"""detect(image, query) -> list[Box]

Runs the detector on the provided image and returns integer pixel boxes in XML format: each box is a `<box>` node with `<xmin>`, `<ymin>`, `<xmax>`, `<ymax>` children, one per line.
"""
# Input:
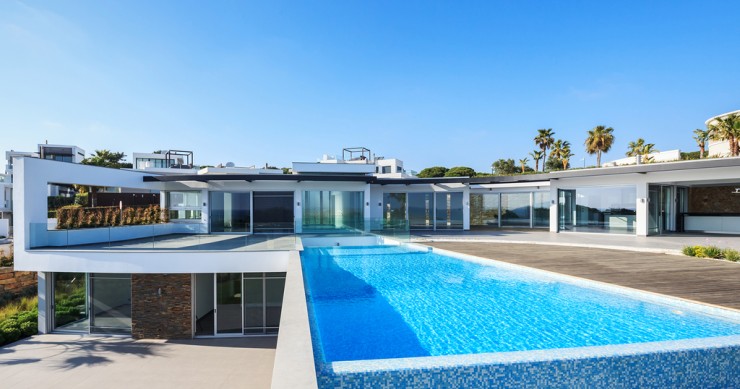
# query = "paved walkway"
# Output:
<box><xmin>412</xmin><ymin>230</ymin><xmax>740</xmax><ymax>254</ymax></box>
<box><xmin>0</xmin><ymin>334</ymin><xmax>276</xmax><ymax>388</ymax></box>
<box><xmin>428</xmin><ymin>242</ymin><xmax>740</xmax><ymax>310</ymax></box>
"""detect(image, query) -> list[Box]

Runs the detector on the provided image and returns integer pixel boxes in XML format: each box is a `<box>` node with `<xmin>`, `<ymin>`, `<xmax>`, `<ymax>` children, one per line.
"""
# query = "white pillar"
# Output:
<box><xmin>463</xmin><ymin>186</ymin><xmax>470</xmax><ymax>230</ymax></box>
<box><xmin>636</xmin><ymin>182</ymin><xmax>649</xmax><ymax>236</ymax></box>
<box><xmin>364</xmin><ymin>185</ymin><xmax>371</xmax><ymax>231</ymax></box>
<box><xmin>294</xmin><ymin>189</ymin><xmax>302</xmax><ymax>234</ymax></box>
<box><xmin>37</xmin><ymin>271</ymin><xmax>49</xmax><ymax>334</ymax></box>
<box><xmin>549</xmin><ymin>184</ymin><xmax>559</xmax><ymax>232</ymax></box>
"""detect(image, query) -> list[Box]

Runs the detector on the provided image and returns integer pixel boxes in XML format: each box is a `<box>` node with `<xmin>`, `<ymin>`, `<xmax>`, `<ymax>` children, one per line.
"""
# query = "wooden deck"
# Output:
<box><xmin>427</xmin><ymin>242</ymin><xmax>740</xmax><ymax>310</ymax></box>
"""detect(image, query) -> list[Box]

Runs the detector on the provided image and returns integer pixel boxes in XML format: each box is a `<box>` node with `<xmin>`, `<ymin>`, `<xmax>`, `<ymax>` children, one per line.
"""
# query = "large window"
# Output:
<box><xmin>253</xmin><ymin>192</ymin><xmax>294</xmax><ymax>233</ymax></box>
<box><xmin>302</xmin><ymin>191</ymin><xmax>364</xmax><ymax>232</ymax></box>
<box><xmin>168</xmin><ymin>191</ymin><xmax>202</xmax><ymax>220</ymax></box>
<box><xmin>195</xmin><ymin>273</ymin><xmax>286</xmax><ymax>336</ymax></box>
<box><xmin>500</xmin><ymin>193</ymin><xmax>531</xmax><ymax>227</ymax></box>
<box><xmin>210</xmin><ymin>192</ymin><xmax>250</xmax><ymax>233</ymax></box>
<box><xmin>90</xmin><ymin>273</ymin><xmax>132</xmax><ymax>334</ymax></box>
<box><xmin>558</xmin><ymin>186</ymin><xmax>636</xmax><ymax>234</ymax></box>
<box><xmin>53</xmin><ymin>272</ymin><xmax>88</xmax><ymax>332</ymax></box>
<box><xmin>136</xmin><ymin>158</ymin><xmax>174</xmax><ymax>169</ymax></box>
<box><xmin>435</xmin><ymin>192</ymin><xmax>463</xmax><ymax>229</ymax></box>
<box><xmin>408</xmin><ymin>192</ymin><xmax>434</xmax><ymax>230</ymax></box>
<box><xmin>533</xmin><ymin>192</ymin><xmax>550</xmax><ymax>227</ymax></box>
<box><xmin>470</xmin><ymin>193</ymin><xmax>499</xmax><ymax>229</ymax></box>
<box><xmin>383</xmin><ymin>193</ymin><xmax>407</xmax><ymax>227</ymax></box>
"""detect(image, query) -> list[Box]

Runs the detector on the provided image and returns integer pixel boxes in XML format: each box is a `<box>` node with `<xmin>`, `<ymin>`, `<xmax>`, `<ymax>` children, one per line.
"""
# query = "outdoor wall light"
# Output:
<box><xmin>366</xmin><ymin>202</ymin><xmax>369</xmax><ymax>206</ymax></box>
<box><xmin>551</xmin><ymin>200</ymin><xmax>555</xmax><ymax>205</ymax></box>
<box><xmin>640</xmin><ymin>198</ymin><xmax>646</xmax><ymax>203</ymax></box>
<box><xmin>297</xmin><ymin>202</ymin><xmax>301</xmax><ymax>206</ymax></box>
<box><xmin>378</xmin><ymin>202</ymin><xmax>382</xmax><ymax>206</ymax></box>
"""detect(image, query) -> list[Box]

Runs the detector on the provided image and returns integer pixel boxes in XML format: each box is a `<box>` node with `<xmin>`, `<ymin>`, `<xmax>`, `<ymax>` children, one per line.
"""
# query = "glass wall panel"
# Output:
<box><xmin>500</xmin><ymin>193</ymin><xmax>531</xmax><ymax>227</ymax></box>
<box><xmin>302</xmin><ymin>191</ymin><xmax>364</xmax><ymax>232</ymax></box>
<box><xmin>408</xmin><ymin>193</ymin><xmax>433</xmax><ymax>230</ymax></box>
<box><xmin>53</xmin><ymin>272</ymin><xmax>88</xmax><ymax>332</ymax></box>
<box><xmin>90</xmin><ymin>273</ymin><xmax>131</xmax><ymax>334</ymax></box>
<box><xmin>217</xmin><ymin>273</ymin><xmax>242</xmax><ymax>334</ymax></box>
<box><xmin>265</xmin><ymin>276</ymin><xmax>286</xmax><ymax>333</ymax></box>
<box><xmin>168</xmin><ymin>191</ymin><xmax>202</xmax><ymax>220</ymax></box>
<box><xmin>194</xmin><ymin>274</ymin><xmax>215</xmax><ymax>336</ymax></box>
<box><xmin>243</xmin><ymin>276</ymin><xmax>264</xmax><ymax>334</ymax></box>
<box><xmin>558</xmin><ymin>186</ymin><xmax>636</xmax><ymax>234</ymax></box>
<box><xmin>470</xmin><ymin>193</ymin><xmax>500</xmax><ymax>229</ymax></box>
<box><xmin>383</xmin><ymin>193</ymin><xmax>407</xmax><ymax>228</ymax></box>
<box><xmin>253</xmin><ymin>192</ymin><xmax>294</xmax><ymax>233</ymax></box>
<box><xmin>533</xmin><ymin>192</ymin><xmax>550</xmax><ymax>227</ymax></box>
<box><xmin>210</xmin><ymin>192</ymin><xmax>250</xmax><ymax>233</ymax></box>
<box><xmin>648</xmin><ymin>186</ymin><xmax>660</xmax><ymax>235</ymax></box>
<box><xmin>435</xmin><ymin>192</ymin><xmax>463</xmax><ymax>229</ymax></box>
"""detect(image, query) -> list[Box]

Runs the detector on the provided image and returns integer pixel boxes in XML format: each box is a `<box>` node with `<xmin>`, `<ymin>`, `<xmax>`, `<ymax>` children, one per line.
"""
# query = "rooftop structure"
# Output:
<box><xmin>705</xmin><ymin>109</ymin><xmax>740</xmax><ymax>157</ymax></box>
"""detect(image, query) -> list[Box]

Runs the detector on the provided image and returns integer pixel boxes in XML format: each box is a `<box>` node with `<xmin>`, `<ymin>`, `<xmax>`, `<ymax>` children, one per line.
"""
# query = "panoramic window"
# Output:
<box><xmin>209</xmin><ymin>192</ymin><xmax>250</xmax><ymax>233</ymax></box>
<box><xmin>558</xmin><ymin>186</ymin><xmax>636</xmax><ymax>234</ymax></box>
<box><xmin>470</xmin><ymin>193</ymin><xmax>500</xmax><ymax>229</ymax></box>
<box><xmin>500</xmin><ymin>193</ymin><xmax>531</xmax><ymax>227</ymax></box>
<box><xmin>167</xmin><ymin>191</ymin><xmax>202</xmax><ymax>220</ymax></box>
<box><xmin>302</xmin><ymin>191</ymin><xmax>364</xmax><ymax>232</ymax></box>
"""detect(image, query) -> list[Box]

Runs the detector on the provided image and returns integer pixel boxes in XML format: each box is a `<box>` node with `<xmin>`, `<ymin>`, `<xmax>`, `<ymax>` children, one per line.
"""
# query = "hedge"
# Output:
<box><xmin>0</xmin><ymin>307</ymin><xmax>37</xmax><ymax>346</ymax></box>
<box><xmin>56</xmin><ymin>204</ymin><xmax>169</xmax><ymax>230</ymax></box>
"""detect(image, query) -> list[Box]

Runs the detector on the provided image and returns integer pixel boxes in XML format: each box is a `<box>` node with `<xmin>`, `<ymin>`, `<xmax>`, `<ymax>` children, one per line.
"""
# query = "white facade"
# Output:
<box><xmin>704</xmin><ymin>109</ymin><xmax>740</xmax><ymax>157</ymax></box>
<box><xmin>602</xmin><ymin>149</ymin><xmax>681</xmax><ymax>167</ymax></box>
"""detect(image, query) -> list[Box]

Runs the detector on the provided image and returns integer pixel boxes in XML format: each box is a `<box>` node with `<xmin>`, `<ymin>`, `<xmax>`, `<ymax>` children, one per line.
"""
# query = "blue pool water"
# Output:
<box><xmin>301</xmin><ymin>245</ymin><xmax>740</xmax><ymax>363</ymax></box>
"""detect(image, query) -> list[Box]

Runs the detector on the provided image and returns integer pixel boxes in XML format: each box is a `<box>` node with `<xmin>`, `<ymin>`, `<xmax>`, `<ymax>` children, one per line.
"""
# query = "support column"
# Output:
<box><xmin>37</xmin><ymin>271</ymin><xmax>49</xmax><ymax>334</ymax></box>
<box><xmin>549</xmin><ymin>185</ymin><xmax>559</xmax><ymax>232</ymax></box>
<box><xmin>636</xmin><ymin>182</ymin><xmax>649</xmax><ymax>236</ymax></box>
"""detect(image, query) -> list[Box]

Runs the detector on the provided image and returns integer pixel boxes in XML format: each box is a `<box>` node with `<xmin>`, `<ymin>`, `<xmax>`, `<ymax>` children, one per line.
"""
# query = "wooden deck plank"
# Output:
<box><xmin>427</xmin><ymin>242</ymin><xmax>740</xmax><ymax>310</ymax></box>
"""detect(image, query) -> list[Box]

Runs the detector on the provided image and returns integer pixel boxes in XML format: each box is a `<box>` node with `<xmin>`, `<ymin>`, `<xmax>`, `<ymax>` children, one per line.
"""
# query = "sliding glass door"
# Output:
<box><xmin>195</xmin><ymin>272</ymin><xmax>286</xmax><ymax>336</ymax></box>
<box><xmin>52</xmin><ymin>272</ymin><xmax>131</xmax><ymax>335</ymax></box>
<box><xmin>210</xmin><ymin>192</ymin><xmax>251</xmax><ymax>233</ymax></box>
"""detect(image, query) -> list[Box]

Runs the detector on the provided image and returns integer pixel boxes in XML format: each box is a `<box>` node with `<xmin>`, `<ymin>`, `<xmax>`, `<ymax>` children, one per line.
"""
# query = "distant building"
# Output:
<box><xmin>705</xmin><ymin>109</ymin><xmax>740</xmax><ymax>157</ymax></box>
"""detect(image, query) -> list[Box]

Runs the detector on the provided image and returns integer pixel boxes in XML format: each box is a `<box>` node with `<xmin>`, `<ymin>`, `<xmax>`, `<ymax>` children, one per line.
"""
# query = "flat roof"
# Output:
<box><xmin>143</xmin><ymin>157</ymin><xmax>740</xmax><ymax>185</ymax></box>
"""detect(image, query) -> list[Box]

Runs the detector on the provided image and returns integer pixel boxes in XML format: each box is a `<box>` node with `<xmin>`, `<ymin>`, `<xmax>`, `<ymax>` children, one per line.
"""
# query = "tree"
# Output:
<box><xmin>584</xmin><ymin>125</ymin><xmax>614</xmax><ymax>167</ymax></box>
<box><xmin>693</xmin><ymin>129</ymin><xmax>710</xmax><ymax>159</ymax></box>
<box><xmin>491</xmin><ymin>159</ymin><xmax>518</xmax><ymax>175</ymax></box>
<box><xmin>627</xmin><ymin>138</ymin><xmax>658</xmax><ymax>163</ymax></box>
<box><xmin>529</xmin><ymin>150</ymin><xmax>544</xmax><ymax>172</ymax></box>
<box><xmin>708</xmin><ymin>113</ymin><xmax>740</xmax><ymax>156</ymax></box>
<box><xmin>82</xmin><ymin>150</ymin><xmax>133</xmax><ymax>169</ymax></box>
<box><xmin>444</xmin><ymin>166</ymin><xmax>476</xmax><ymax>177</ymax></box>
<box><xmin>417</xmin><ymin>166</ymin><xmax>448</xmax><ymax>178</ymax></box>
<box><xmin>518</xmin><ymin>158</ymin><xmax>529</xmax><ymax>174</ymax></box>
<box><xmin>560</xmin><ymin>146</ymin><xmax>574</xmax><ymax>170</ymax></box>
<box><xmin>534</xmin><ymin>129</ymin><xmax>555</xmax><ymax>171</ymax></box>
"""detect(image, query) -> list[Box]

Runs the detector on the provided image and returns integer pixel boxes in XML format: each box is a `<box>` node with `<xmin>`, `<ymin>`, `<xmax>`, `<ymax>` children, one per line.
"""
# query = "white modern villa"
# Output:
<box><xmin>7</xmin><ymin>143</ymin><xmax>740</xmax><ymax>340</ymax></box>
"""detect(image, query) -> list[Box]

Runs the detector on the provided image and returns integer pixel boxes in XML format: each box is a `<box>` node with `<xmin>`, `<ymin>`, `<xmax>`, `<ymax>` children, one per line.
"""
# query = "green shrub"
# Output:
<box><xmin>693</xmin><ymin>246</ymin><xmax>705</xmax><ymax>258</ymax></box>
<box><xmin>19</xmin><ymin>321</ymin><xmax>36</xmax><ymax>337</ymax></box>
<box><xmin>722</xmin><ymin>248</ymin><xmax>740</xmax><ymax>262</ymax></box>
<box><xmin>702</xmin><ymin>246</ymin><xmax>722</xmax><ymax>259</ymax></box>
<box><xmin>682</xmin><ymin>246</ymin><xmax>696</xmax><ymax>256</ymax></box>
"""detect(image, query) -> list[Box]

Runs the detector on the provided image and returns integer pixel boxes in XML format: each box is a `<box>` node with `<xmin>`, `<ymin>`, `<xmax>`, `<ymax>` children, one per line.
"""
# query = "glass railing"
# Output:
<box><xmin>29</xmin><ymin>222</ymin><xmax>296</xmax><ymax>251</ymax></box>
<box><xmin>28</xmin><ymin>217</ymin><xmax>411</xmax><ymax>251</ymax></box>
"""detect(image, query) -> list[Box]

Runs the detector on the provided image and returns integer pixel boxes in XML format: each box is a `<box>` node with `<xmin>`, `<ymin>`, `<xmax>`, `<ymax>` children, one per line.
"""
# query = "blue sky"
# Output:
<box><xmin>1</xmin><ymin>1</ymin><xmax>738</xmax><ymax>172</ymax></box>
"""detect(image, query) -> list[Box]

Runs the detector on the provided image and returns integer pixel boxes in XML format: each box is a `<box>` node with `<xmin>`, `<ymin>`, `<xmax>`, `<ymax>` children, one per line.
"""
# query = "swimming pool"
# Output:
<box><xmin>301</xmin><ymin>245</ymin><xmax>740</xmax><ymax>387</ymax></box>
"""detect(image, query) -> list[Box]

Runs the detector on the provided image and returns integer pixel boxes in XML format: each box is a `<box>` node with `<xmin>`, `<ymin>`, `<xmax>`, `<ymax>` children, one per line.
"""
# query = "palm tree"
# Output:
<box><xmin>693</xmin><ymin>129</ymin><xmax>710</xmax><ymax>158</ymax></box>
<box><xmin>641</xmin><ymin>143</ymin><xmax>658</xmax><ymax>163</ymax></box>
<box><xmin>626</xmin><ymin>138</ymin><xmax>646</xmax><ymax>157</ymax></box>
<box><xmin>584</xmin><ymin>125</ymin><xmax>615</xmax><ymax>167</ymax></box>
<box><xmin>548</xmin><ymin>139</ymin><xmax>571</xmax><ymax>170</ymax></box>
<box><xmin>518</xmin><ymin>158</ymin><xmax>529</xmax><ymax>174</ymax></box>
<box><xmin>560</xmin><ymin>146</ymin><xmax>574</xmax><ymax>170</ymax></box>
<box><xmin>534</xmin><ymin>129</ymin><xmax>555</xmax><ymax>171</ymax></box>
<box><xmin>709</xmin><ymin>113</ymin><xmax>740</xmax><ymax>156</ymax></box>
<box><xmin>627</xmin><ymin>138</ymin><xmax>658</xmax><ymax>163</ymax></box>
<box><xmin>529</xmin><ymin>150</ymin><xmax>543</xmax><ymax>172</ymax></box>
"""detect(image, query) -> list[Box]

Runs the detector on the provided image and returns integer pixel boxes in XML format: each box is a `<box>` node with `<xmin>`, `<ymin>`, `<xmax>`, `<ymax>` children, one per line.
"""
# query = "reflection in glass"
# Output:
<box><xmin>195</xmin><ymin>274</ymin><xmax>215</xmax><ymax>336</ymax></box>
<box><xmin>265</xmin><ymin>277</ymin><xmax>286</xmax><ymax>333</ymax></box>
<box><xmin>210</xmin><ymin>192</ymin><xmax>251</xmax><ymax>233</ymax></box>
<box><xmin>470</xmin><ymin>193</ymin><xmax>500</xmax><ymax>229</ymax></box>
<box><xmin>383</xmin><ymin>193</ymin><xmax>407</xmax><ymax>228</ymax></box>
<box><xmin>217</xmin><ymin>273</ymin><xmax>242</xmax><ymax>334</ymax></box>
<box><xmin>408</xmin><ymin>193</ymin><xmax>433</xmax><ymax>230</ymax></box>
<box><xmin>533</xmin><ymin>192</ymin><xmax>550</xmax><ymax>227</ymax></box>
<box><xmin>53</xmin><ymin>272</ymin><xmax>88</xmax><ymax>332</ymax></box>
<box><xmin>243</xmin><ymin>276</ymin><xmax>264</xmax><ymax>334</ymax></box>
<box><xmin>302</xmin><ymin>191</ymin><xmax>364</xmax><ymax>232</ymax></box>
<box><xmin>501</xmin><ymin>193</ymin><xmax>531</xmax><ymax>227</ymax></box>
<box><xmin>90</xmin><ymin>273</ymin><xmax>131</xmax><ymax>334</ymax></box>
<box><xmin>253</xmin><ymin>192</ymin><xmax>294</xmax><ymax>233</ymax></box>
<box><xmin>435</xmin><ymin>192</ymin><xmax>463</xmax><ymax>229</ymax></box>
<box><xmin>558</xmin><ymin>186</ymin><xmax>636</xmax><ymax>234</ymax></box>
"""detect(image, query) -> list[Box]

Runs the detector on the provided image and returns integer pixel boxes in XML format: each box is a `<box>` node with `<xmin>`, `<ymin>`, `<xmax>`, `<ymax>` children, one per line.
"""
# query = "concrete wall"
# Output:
<box><xmin>131</xmin><ymin>274</ymin><xmax>192</xmax><ymax>339</ymax></box>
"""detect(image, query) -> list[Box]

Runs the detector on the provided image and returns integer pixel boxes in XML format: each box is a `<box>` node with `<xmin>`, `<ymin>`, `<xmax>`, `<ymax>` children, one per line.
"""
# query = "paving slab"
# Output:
<box><xmin>0</xmin><ymin>334</ymin><xmax>276</xmax><ymax>388</ymax></box>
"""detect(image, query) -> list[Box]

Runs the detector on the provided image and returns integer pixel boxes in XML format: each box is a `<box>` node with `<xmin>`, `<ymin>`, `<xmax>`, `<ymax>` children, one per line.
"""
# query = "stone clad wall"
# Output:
<box><xmin>689</xmin><ymin>186</ymin><xmax>740</xmax><ymax>214</ymax></box>
<box><xmin>131</xmin><ymin>274</ymin><xmax>192</xmax><ymax>339</ymax></box>
<box><xmin>0</xmin><ymin>268</ymin><xmax>37</xmax><ymax>295</ymax></box>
